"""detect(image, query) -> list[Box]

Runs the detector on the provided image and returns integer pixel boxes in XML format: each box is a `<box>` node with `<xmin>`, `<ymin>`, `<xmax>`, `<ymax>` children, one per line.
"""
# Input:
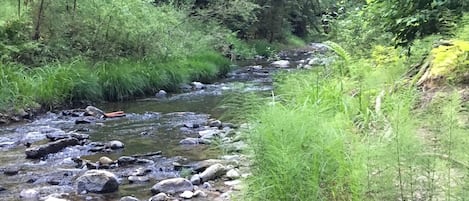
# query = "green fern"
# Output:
<box><xmin>324</xmin><ymin>41</ymin><xmax>352</xmax><ymax>65</ymax></box>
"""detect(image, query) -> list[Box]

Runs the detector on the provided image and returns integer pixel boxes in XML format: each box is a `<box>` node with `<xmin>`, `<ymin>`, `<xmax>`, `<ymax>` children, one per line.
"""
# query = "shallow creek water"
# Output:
<box><xmin>0</xmin><ymin>44</ymin><xmax>330</xmax><ymax>201</ymax></box>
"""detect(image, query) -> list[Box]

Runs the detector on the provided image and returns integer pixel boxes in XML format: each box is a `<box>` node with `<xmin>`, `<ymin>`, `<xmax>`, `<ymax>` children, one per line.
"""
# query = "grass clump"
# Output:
<box><xmin>247</xmin><ymin>102</ymin><xmax>364</xmax><ymax>201</ymax></box>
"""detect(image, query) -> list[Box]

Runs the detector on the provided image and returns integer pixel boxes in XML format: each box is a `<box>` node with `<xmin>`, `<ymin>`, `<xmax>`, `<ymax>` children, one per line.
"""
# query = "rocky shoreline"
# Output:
<box><xmin>0</xmin><ymin>43</ymin><xmax>331</xmax><ymax>201</ymax></box>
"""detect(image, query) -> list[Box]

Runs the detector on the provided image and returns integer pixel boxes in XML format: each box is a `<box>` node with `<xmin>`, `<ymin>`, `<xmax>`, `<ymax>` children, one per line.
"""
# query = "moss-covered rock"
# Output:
<box><xmin>417</xmin><ymin>39</ymin><xmax>469</xmax><ymax>89</ymax></box>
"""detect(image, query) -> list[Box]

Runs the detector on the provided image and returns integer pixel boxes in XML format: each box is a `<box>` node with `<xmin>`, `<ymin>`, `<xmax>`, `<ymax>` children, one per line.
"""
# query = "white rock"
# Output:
<box><xmin>224</xmin><ymin>180</ymin><xmax>242</xmax><ymax>186</ymax></box>
<box><xmin>199</xmin><ymin>163</ymin><xmax>226</xmax><ymax>182</ymax></box>
<box><xmin>149</xmin><ymin>193</ymin><xmax>169</xmax><ymax>201</ymax></box>
<box><xmin>193</xmin><ymin>190</ymin><xmax>207</xmax><ymax>197</ymax></box>
<box><xmin>226</xmin><ymin>169</ymin><xmax>241</xmax><ymax>180</ymax></box>
<box><xmin>179</xmin><ymin>191</ymin><xmax>194</xmax><ymax>199</ymax></box>
<box><xmin>271</xmin><ymin>60</ymin><xmax>290</xmax><ymax>68</ymax></box>
<box><xmin>19</xmin><ymin>189</ymin><xmax>39</xmax><ymax>201</ymax></box>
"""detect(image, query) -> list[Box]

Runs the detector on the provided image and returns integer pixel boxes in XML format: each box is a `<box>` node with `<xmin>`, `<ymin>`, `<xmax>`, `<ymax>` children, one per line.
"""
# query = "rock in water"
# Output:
<box><xmin>149</xmin><ymin>193</ymin><xmax>169</xmax><ymax>201</ymax></box>
<box><xmin>107</xmin><ymin>140</ymin><xmax>125</xmax><ymax>149</ymax></box>
<box><xmin>98</xmin><ymin>156</ymin><xmax>114</xmax><ymax>166</ymax></box>
<box><xmin>85</xmin><ymin>106</ymin><xmax>105</xmax><ymax>118</ymax></box>
<box><xmin>120</xmin><ymin>196</ymin><xmax>140</xmax><ymax>201</ymax></box>
<box><xmin>155</xmin><ymin>90</ymin><xmax>167</xmax><ymax>99</ymax></box>
<box><xmin>76</xmin><ymin>170</ymin><xmax>119</xmax><ymax>193</ymax></box>
<box><xmin>151</xmin><ymin>178</ymin><xmax>193</xmax><ymax>195</ymax></box>
<box><xmin>19</xmin><ymin>189</ymin><xmax>39</xmax><ymax>201</ymax></box>
<box><xmin>271</xmin><ymin>60</ymin><xmax>290</xmax><ymax>68</ymax></box>
<box><xmin>191</xmin><ymin>82</ymin><xmax>205</xmax><ymax>90</ymax></box>
<box><xmin>199</xmin><ymin>163</ymin><xmax>226</xmax><ymax>182</ymax></box>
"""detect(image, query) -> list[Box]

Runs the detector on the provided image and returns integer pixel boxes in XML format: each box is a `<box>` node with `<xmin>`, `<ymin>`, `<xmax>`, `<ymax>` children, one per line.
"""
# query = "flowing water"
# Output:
<box><xmin>0</xmin><ymin>44</ymin><xmax>331</xmax><ymax>201</ymax></box>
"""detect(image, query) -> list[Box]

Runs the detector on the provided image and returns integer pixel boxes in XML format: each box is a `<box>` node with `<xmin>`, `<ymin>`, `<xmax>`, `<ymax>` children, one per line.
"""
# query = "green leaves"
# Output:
<box><xmin>373</xmin><ymin>0</ymin><xmax>465</xmax><ymax>48</ymax></box>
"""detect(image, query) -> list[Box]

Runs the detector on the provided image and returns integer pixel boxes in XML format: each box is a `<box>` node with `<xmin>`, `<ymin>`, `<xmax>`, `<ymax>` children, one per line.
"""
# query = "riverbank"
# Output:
<box><xmin>0</xmin><ymin>50</ymin><xmax>231</xmax><ymax>125</ymax></box>
<box><xmin>243</xmin><ymin>37</ymin><xmax>469</xmax><ymax>200</ymax></box>
<box><xmin>0</xmin><ymin>47</ymin><xmax>317</xmax><ymax>201</ymax></box>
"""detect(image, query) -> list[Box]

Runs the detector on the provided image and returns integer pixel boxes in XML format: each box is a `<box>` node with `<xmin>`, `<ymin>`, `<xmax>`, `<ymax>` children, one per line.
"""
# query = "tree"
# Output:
<box><xmin>373</xmin><ymin>0</ymin><xmax>468</xmax><ymax>47</ymax></box>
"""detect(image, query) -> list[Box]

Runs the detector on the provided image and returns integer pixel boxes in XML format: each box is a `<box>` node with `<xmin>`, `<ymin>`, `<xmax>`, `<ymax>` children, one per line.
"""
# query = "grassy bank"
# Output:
<box><xmin>244</xmin><ymin>33</ymin><xmax>469</xmax><ymax>200</ymax></box>
<box><xmin>0</xmin><ymin>50</ymin><xmax>230</xmax><ymax>112</ymax></box>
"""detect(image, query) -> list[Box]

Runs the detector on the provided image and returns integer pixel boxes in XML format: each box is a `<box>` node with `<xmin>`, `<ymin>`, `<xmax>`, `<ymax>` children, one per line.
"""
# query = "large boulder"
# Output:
<box><xmin>151</xmin><ymin>178</ymin><xmax>193</xmax><ymax>195</ymax></box>
<box><xmin>76</xmin><ymin>170</ymin><xmax>119</xmax><ymax>193</ymax></box>
<box><xmin>25</xmin><ymin>138</ymin><xmax>80</xmax><ymax>159</ymax></box>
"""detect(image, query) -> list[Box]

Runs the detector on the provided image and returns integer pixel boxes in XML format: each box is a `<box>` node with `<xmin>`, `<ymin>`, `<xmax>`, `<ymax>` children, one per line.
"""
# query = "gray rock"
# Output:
<box><xmin>202</xmin><ymin>182</ymin><xmax>212</xmax><ymax>189</ymax></box>
<box><xmin>179</xmin><ymin>191</ymin><xmax>194</xmax><ymax>199</ymax></box>
<box><xmin>149</xmin><ymin>193</ymin><xmax>169</xmax><ymax>201</ymax></box>
<box><xmin>179</xmin><ymin>138</ymin><xmax>210</xmax><ymax>145</ymax></box>
<box><xmin>183</xmin><ymin>123</ymin><xmax>200</xmax><ymax>129</ymax></box>
<box><xmin>190</xmin><ymin>174</ymin><xmax>201</xmax><ymax>185</ymax></box>
<box><xmin>199</xmin><ymin>163</ymin><xmax>226</xmax><ymax>182</ymax></box>
<box><xmin>118</xmin><ymin>156</ymin><xmax>137</xmax><ymax>166</ymax></box>
<box><xmin>221</xmin><ymin>123</ymin><xmax>238</xmax><ymax>129</ymax></box>
<box><xmin>19</xmin><ymin>189</ymin><xmax>39</xmax><ymax>201</ymax></box>
<box><xmin>131</xmin><ymin>167</ymin><xmax>151</xmax><ymax>176</ymax></box>
<box><xmin>25</xmin><ymin>138</ymin><xmax>80</xmax><ymax>159</ymax></box>
<box><xmin>250</xmin><ymin>65</ymin><xmax>263</xmax><ymax>70</ymax></box>
<box><xmin>191</xmin><ymin>82</ymin><xmax>205</xmax><ymax>90</ymax></box>
<box><xmin>192</xmin><ymin>159</ymin><xmax>232</xmax><ymax>173</ymax></box>
<box><xmin>208</xmin><ymin>120</ymin><xmax>222</xmax><ymax>128</ymax></box>
<box><xmin>46</xmin><ymin>131</ymin><xmax>89</xmax><ymax>141</ymax></box>
<box><xmin>0</xmin><ymin>185</ymin><xmax>5</xmax><ymax>191</ymax></box>
<box><xmin>107</xmin><ymin>140</ymin><xmax>125</xmax><ymax>149</ymax></box>
<box><xmin>76</xmin><ymin>170</ymin><xmax>119</xmax><ymax>193</ymax></box>
<box><xmin>120</xmin><ymin>196</ymin><xmax>140</xmax><ymax>201</ymax></box>
<box><xmin>271</xmin><ymin>60</ymin><xmax>290</xmax><ymax>68</ymax></box>
<box><xmin>226</xmin><ymin>169</ymin><xmax>241</xmax><ymax>180</ymax></box>
<box><xmin>193</xmin><ymin>190</ymin><xmax>207</xmax><ymax>197</ymax></box>
<box><xmin>179</xmin><ymin>84</ymin><xmax>192</xmax><ymax>92</ymax></box>
<box><xmin>155</xmin><ymin>90</ymin><xmax>168</xmax><ymax>98</ymax></box>
<box><xmin>4</xmin><ymin>167</ymin><xmax>20</xmax><ymax>176</ymax></box>
<box><xmin>151</xmin><ymin>178</ymin><xmax>193</xmax><ymax>195</ymax></box>
<box><xmin>85</xmin><ymin>106</ymin><xmax>105</xmax><ymax>118</ymax></box>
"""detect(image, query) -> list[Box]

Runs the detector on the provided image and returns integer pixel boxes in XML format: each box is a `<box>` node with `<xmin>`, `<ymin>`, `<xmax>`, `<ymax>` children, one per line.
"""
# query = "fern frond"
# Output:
<box><xmin>324</xmin><ymin>41</ymin><xmax>352</xmax><ymax>64</ymax></box>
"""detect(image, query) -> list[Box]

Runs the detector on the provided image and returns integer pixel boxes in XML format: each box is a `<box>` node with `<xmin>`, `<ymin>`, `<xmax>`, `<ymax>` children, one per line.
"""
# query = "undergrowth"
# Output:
<box><xmin>244</xmin><ymin>33</ymin><xmax>469</xmax><ymax>200</ymax></box>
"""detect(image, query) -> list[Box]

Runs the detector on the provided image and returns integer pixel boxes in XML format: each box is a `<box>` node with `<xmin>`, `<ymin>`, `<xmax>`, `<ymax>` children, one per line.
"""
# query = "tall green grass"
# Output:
<box><xmin>0</xmin><ymin>50</ymin><xmax>230</xmax><ymax>112</ymax></box>
<box><xmin>244</xmin><ymin>39</ymin><xmax>469</xmax><ymax>200</ymax></box>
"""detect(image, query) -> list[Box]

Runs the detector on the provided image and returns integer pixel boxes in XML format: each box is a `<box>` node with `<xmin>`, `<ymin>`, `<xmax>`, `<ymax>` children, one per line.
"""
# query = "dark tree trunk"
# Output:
<box><xmin>17</xmin><ymin>0</ymin><xmax>21</xmax><ymax>17</ymax></box>
<box><xmin>32</xmin><ymin>0</ymin><xmax>45</xmax><ymax>40</ymax></box>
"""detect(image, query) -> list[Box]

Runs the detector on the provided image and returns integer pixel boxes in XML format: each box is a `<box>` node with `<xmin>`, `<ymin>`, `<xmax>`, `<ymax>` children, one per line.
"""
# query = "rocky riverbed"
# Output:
<box><xmin>0</xmin><ymin>43</ymin><xmax>331</xmax><ymax>201</ymax></box>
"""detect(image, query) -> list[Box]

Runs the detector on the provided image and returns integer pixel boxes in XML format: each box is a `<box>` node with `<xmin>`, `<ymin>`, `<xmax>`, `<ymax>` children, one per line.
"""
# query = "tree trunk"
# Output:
<box><xmin>32</xmin><ymin>0</ymin><xmax>45</xmax><ymax>40</ymax></box>
<box><xmin>17</xmin><ymin>0</ymin><xmax>21</xmax><ymax>17</ymax></box>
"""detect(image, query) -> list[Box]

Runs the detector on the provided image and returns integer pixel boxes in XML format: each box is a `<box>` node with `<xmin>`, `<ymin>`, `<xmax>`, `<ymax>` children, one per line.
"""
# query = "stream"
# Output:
<box><xmin>0</xmin><ymin>43</ymin><xmax>331</xmax><ymax>201</ymax></box>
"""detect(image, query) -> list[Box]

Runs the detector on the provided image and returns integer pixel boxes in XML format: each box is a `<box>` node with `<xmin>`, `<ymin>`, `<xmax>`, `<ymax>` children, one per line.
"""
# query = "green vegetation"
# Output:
<box><xmin>0</xmin><ymin>0</ymin><xmax>333</xmax><ymax>113</ymax></box>
<box><xmin>243</xmin><ymin>1</ymin><xmax>469</xmax><ymax>200</ymax></box>
<box><xmin>2</xmin><ymin>0</ymin><xmax>469</xmax><ymax>199</ymax></box>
